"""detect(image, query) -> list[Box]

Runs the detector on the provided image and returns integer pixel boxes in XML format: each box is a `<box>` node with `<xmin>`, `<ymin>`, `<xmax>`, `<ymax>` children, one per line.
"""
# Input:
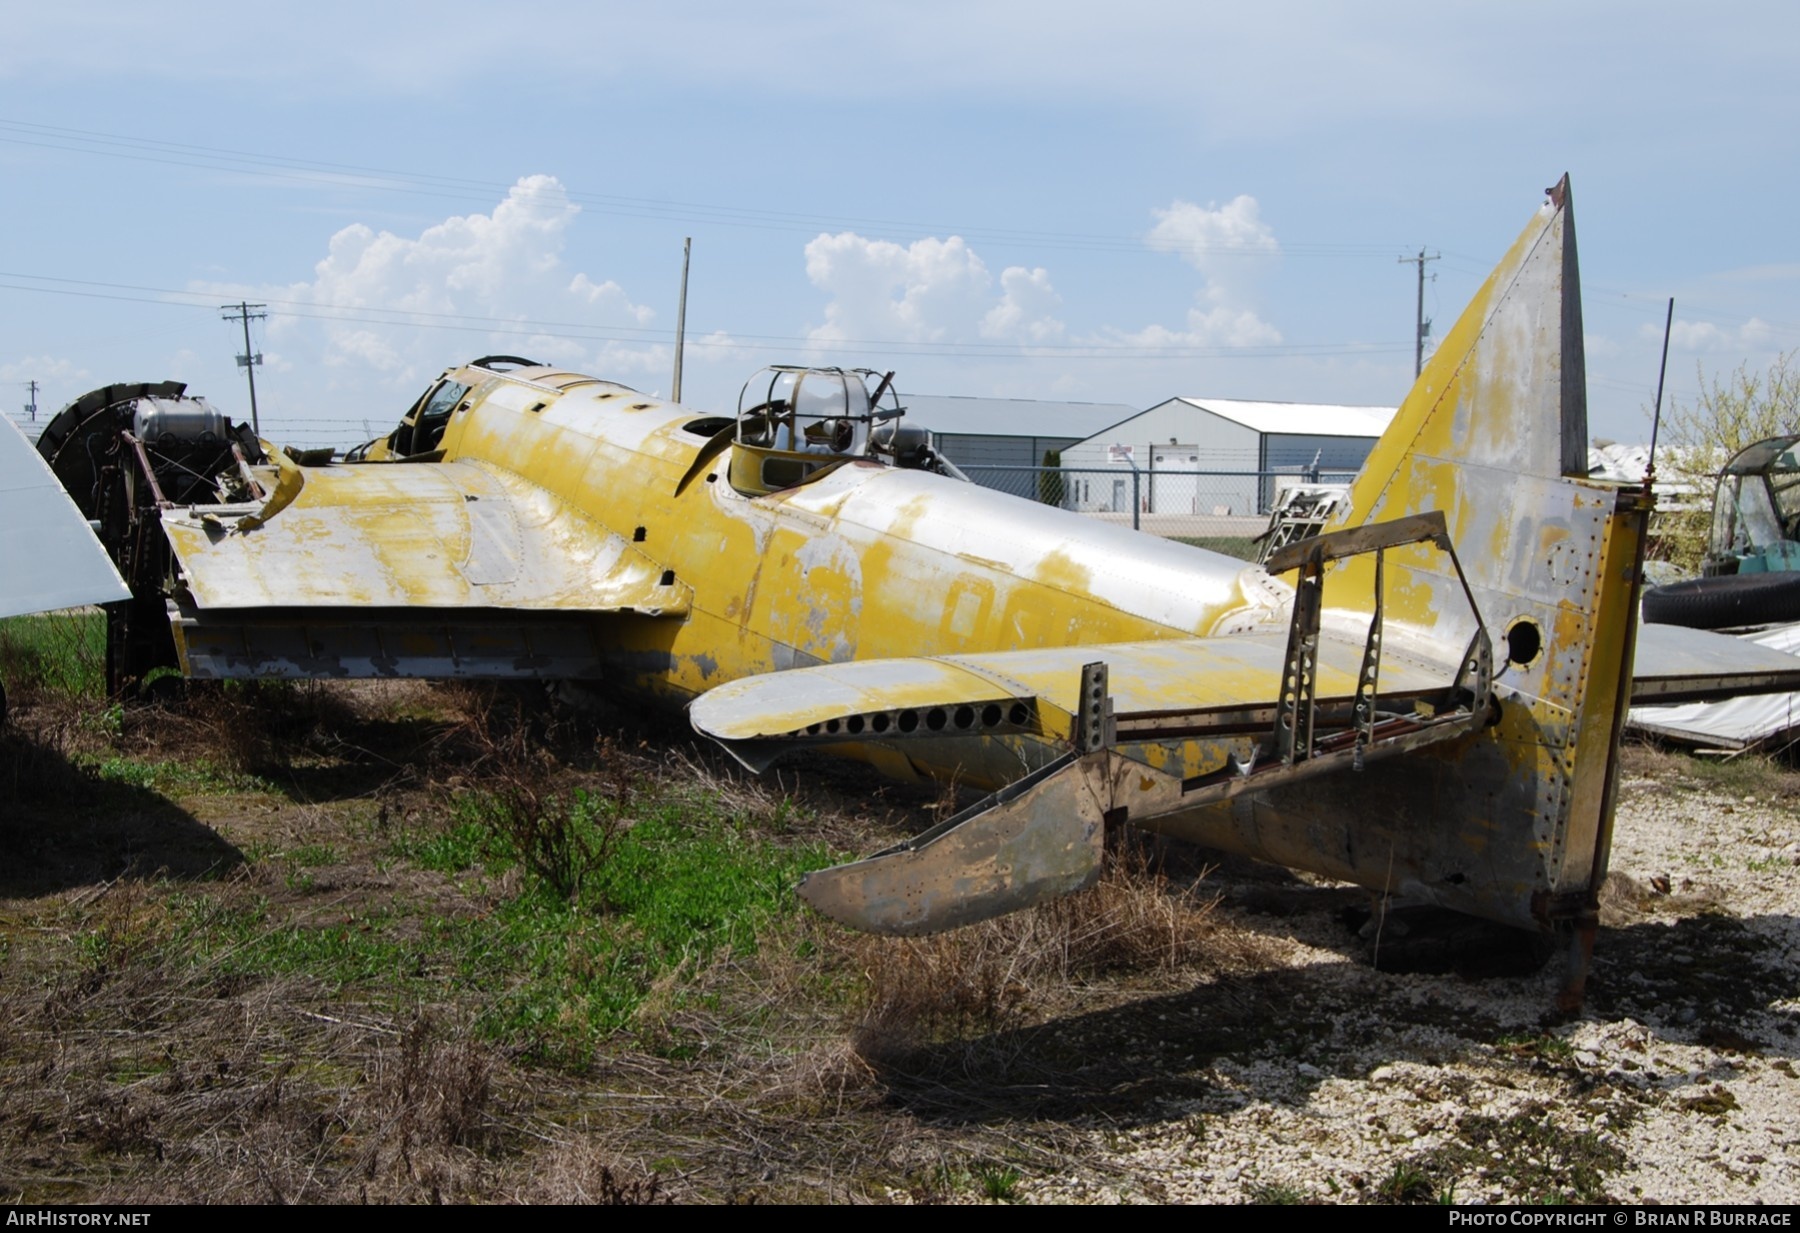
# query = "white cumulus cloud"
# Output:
<box><xmin>804</xmin><ymin>232</ymin><xmax>1063</xmax><ymax>349</ymax></box>
<box><xmin>1148</xmin><ymin>197</ymin><xmax>1279</xmax><ymax>273</ymax></box>
<box><xmin>1116</xmin><ymin>195</ymin><xmax>1283</xmax><ymax>349</ymax></box>
<box><xmin>982</xmin><ymin>266</ymin><xmax>1065</xmax><ymax>344</ymax></box>
<box><xmin>1106</xmin><ymin>306</ymin><xmax>1283</xmax><ymax>352</ymax></box>
<box><xmin>0</xmin><ymin>353</ymin><xmax>91</xmax><ymax>388</ymax></box>
<box><xmin>194</xmin><ymin>175</ymin><xmax>662</xmax><ymax>398</ymax></box>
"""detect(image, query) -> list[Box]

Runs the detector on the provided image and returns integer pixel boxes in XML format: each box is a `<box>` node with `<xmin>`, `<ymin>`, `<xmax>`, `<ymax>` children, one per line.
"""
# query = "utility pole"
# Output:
<box><xmin>671</xmin><ymin>237</ymin><xmax>691</xmax><ymax>404</ymax></box>
<box><xmin>1398</xmin><ymin>249</ymin><xmax>1439</xmax><ymax>377</ymax></box>
<box><xmin>24</xmin><ymin>379</ymin><xmax>38</xmax><ymax>422</ymax></box>
<box><xmin>220</xmin><ymin>301</ymin><xmax>267</xmax><ymax>435</ymax></box>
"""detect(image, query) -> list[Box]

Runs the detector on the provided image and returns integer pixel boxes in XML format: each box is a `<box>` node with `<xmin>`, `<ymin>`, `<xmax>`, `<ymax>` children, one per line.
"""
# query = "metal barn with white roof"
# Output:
<box><xmin>1060</xmin><ymin>397</ymin><xmax>1399</xmax><ymax>517</ymax></box>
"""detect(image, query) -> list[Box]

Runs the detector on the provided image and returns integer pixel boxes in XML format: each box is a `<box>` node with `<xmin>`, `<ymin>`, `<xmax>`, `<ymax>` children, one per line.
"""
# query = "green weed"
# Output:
<box><xmin>975</xmin><ymin>1163</ymin><xmax>1022</xmax><ymax>1202</ymax></box>
<box><xmin>1398</xmin><ymin>1100</ymin><xmax>1624</xmax><ymax>1205</ymax></box>
<box><xmin>381</xmin><ymin>788</ymin><xmax>840</xmax><ymax>1064</ymax></box>
<box><xmin>448</xmin><ymin>810</ymin><xmax>834</xmax><ymax>1062</ymax></box>
<box><xmin>392</xmin><ymin>817</ymin><xmax>504</xmax><ymax>873</ymax></box>
<box><xmin>1494</xmin><ymin>1032</ymin><xmax>1576</xmax><ymax>1062</ymax></box>
<box><xmin>1377</xmin><ymin>1161</ymin><xmax>1433</xmax><ymax>1203</ymax></box>
<box><xmin>85</xmin><ymin>755</ymin><xmax>269</xmax><ymax>796</ymax></box>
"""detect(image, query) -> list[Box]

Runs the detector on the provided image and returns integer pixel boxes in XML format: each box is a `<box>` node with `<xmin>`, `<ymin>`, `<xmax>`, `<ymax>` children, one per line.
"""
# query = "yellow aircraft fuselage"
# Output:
<box><xmin>442</xmin><ymin>383</ymin><xmax>1267</xmax><ymax>695</ymax></box>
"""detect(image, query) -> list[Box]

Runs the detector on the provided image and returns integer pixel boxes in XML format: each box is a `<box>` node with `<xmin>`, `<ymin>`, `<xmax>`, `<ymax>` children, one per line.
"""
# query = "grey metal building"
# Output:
<box><xmin>899</xmin><ymin>393</ymin><xmax>1141</xmax><ymax>482</ymax></box>
<box><xmin>1060</xmin><ymin>397</ymin><xmax>1397</xmax><ymax>516</ymax></box>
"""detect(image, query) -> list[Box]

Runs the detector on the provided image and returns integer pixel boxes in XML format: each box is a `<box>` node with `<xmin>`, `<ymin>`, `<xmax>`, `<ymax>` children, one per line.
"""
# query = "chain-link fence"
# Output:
<box><xmin>960</xmin><ymin>465</ymin><xmax>1357</xmax><ymax>548</ymax></box>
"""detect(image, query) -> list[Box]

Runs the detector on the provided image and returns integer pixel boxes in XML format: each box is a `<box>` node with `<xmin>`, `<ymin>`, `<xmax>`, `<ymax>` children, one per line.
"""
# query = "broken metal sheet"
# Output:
<box><xmin>0</xmin><ymin>415</ymin><xmax>128</xmax><ymax>618</ymax></box>
<box><xmin>163</xmin><ymin>459</ymin><xmax>690</xmax><ymax>616</ymax></box>
<box><xmin>798</xmin><ymin>750</ymin><xmax>1108</xmax><ymax>934</ymax></box>
<box><xmin>1629</xmin><ymin>620</ymin><xmax>1800</xmax><ymax>704</ymax></box>
<box><xmin>1629</xmin><ymin>621</ymin><xmax>1800</xmax><ymax>747</ymax></box>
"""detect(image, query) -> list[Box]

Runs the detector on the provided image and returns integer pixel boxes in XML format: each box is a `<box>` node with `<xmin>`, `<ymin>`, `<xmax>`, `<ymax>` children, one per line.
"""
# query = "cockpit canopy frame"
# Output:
<box><xmin>729</xmin><ymin>365</ymin><xmax>902</xmax><ymax>495</ymax></box>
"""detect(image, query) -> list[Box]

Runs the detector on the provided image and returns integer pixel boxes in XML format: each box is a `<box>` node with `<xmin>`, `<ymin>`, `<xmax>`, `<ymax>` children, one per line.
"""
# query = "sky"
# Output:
<box><xmin>2</xmin><ymin>2</ymin><xmax>1796</xmax><ymax>450</ymax></box>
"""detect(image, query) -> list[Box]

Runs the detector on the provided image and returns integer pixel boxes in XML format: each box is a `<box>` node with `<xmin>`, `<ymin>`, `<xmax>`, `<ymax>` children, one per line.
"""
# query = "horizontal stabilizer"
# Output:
<box><xmin>694</xmin><ymin>634</ymin><xmax>1460</xmax><ymax>758</ymax></box>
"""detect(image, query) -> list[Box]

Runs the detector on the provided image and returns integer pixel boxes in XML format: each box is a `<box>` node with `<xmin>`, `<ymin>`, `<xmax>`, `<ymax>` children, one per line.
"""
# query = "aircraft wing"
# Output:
<box><xmin>693</xmin><ymin>631</ymin><xmax>1464</xmax><ymax>777</ymax></box>
<box><xmin>164</xmin><ymin>455</ymin><xmax>688</xmax><ymax>612</ymax></box>
<box><xmin>0</xmin><ymin>415</ymin><xmax>129</xmax><ymax>619</ymax></box>
<box><xmin>163</xmin><ymin>454</ymin><xmax>689</xmax><ymax>680</ymax></box>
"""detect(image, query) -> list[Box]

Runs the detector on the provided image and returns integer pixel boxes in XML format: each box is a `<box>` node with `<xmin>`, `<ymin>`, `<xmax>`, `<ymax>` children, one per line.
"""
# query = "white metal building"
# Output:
<box><xmin>1060</xmin><ymin>397</ymin><xmax>1398</xmax><ymax>516</ymax></box>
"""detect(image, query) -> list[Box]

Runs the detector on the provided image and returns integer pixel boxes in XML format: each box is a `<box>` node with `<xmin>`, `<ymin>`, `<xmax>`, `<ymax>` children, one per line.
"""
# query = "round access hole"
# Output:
<box><xmin>1504</xmin><ymin>617</ymin><xmax>1543</xmax><ymax>669</ymax></box>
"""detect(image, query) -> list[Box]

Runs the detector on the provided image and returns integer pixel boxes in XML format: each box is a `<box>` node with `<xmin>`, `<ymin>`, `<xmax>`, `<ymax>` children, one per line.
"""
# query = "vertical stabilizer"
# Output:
<box><xmin>1150</xmin><ymin>177</ymin><xmax>1646</xmax><ymax>953</ymax></box>
<box><xmin>1339</xmin><ymin>176</ymin><xmax>1586</xmax><ymax>531</ymax></box>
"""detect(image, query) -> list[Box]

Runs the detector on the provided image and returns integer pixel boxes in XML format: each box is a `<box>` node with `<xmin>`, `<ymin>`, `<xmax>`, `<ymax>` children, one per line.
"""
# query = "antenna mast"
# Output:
<box><xmin>671</xmin><ymin>238</ymin><xmax>691</xmax><ymax>404</ymax></box>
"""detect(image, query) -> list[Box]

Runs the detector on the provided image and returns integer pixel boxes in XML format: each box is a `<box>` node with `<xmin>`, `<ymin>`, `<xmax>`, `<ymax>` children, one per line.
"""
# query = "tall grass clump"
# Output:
<box><xmin>0</xmin><ymin>609</ymin><xmax>107</xmax><ymax>704</ymax></box>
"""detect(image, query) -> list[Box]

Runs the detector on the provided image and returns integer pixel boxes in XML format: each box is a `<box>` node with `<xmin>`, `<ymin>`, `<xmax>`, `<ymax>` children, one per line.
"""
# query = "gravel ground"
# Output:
<box><xmin>1001</xmin><ymin>762</ymin><xmax>1800</xmax><ymax>1205</ymax></box>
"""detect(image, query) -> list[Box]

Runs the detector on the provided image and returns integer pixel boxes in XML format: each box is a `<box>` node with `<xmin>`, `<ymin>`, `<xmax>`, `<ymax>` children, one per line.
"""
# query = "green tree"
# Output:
<box><xmin>1653</xmin><ymin>349</ymin><xmax>1800</xmax><ymax>572</ymax></box>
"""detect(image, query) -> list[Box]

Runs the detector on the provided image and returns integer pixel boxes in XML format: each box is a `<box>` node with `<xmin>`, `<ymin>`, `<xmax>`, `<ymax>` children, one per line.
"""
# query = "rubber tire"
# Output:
<box><xmin>1641</xmin><ymin>571</ymin><xmax>1800</xmax><ymax>630</ymax></box>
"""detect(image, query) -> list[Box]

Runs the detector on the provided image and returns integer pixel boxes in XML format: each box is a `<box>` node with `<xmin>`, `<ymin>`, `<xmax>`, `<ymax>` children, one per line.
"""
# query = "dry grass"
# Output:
<box><xmin>850</xmin><ymin>838</ymin><xmax>1271</xmax><ymax>1061</ymax></box>
<box><xmin>510</xmin><ymin>1145</ymin><xmax>675</xmax><ymax>1204</ymax></box>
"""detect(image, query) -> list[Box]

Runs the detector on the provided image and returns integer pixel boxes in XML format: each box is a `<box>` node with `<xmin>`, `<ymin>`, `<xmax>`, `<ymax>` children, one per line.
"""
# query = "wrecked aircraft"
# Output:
<box><xmin>37</xmin><ymin>177</ymin><xmax>1800</xmax><ymax>1004</ymax></box>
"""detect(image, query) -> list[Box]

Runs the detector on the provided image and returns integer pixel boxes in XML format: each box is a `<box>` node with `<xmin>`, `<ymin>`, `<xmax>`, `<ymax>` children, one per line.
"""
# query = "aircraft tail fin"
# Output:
<box><xmin>1339</xmin><ymin>176</ymin><xmax>1587</xmax><ymax>534</ymax></box>
<box><xmin>1220</xmin><ymin>176</ymin><xmax>1648</xmax><ymax>958</ymax></box>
